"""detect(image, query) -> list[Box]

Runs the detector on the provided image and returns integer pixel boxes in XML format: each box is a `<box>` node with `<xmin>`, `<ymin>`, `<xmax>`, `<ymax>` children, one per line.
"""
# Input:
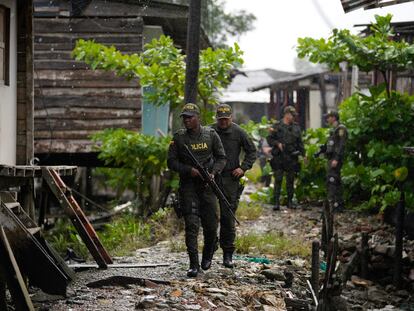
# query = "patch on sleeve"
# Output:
<box><xmin>338</xmin><ymin>128</ymin><xmax>345</xmax><ymax>137</ymax></box>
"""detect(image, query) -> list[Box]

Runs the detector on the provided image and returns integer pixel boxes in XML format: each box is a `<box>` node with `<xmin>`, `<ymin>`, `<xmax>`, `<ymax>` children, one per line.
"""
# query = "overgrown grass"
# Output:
<box><xmin>235</xmin><ymin>231</ymin><xmax>310</xmax><ymax>258</ymax></box>
<box><xmin>236</xmin><ymin>201</ymin><xmax>263</xmax><ymax>221</ymax></box>
<box><xmin>48</xmin><ymin>208</ymin><xmax>183</xmax><ymax>258</ymax></box>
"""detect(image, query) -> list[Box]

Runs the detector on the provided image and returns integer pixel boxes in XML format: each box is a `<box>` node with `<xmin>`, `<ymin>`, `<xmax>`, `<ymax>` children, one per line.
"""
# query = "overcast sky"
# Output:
<box><xmin>224</xmin><ymin>0</ymin><xmax>414</xmax><ymax>72</ymax></box>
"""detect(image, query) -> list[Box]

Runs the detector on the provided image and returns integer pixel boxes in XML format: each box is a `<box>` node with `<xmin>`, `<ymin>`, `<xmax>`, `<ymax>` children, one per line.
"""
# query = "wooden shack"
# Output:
<box><xmin>33</xmin><ymin>0</ymin><xmax>203</xmax><ymax>166</ymax></box>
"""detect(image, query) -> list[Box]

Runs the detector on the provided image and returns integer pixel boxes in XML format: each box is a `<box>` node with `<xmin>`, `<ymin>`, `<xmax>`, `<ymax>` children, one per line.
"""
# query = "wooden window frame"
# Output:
<box><xmin>0</xmin><ymin>5</ymin><xmax>10</xmax><ymax>86</ymax></box>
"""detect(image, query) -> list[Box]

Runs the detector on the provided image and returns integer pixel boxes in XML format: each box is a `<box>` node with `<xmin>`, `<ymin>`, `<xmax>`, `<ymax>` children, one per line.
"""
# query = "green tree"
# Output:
<box><xmin>202</xmin><ymin>0</ymin><xmax>256</xmax><ymax>48</ymax></box>
<box><xmin>297</xmin><ymin>14</ymin><xmax>414</xmax><ymax>96</ymax></box>
<box><xmin>72</xmin><ymin>35</ymin><xmax>243</xmax><ymax>122</ymax></box>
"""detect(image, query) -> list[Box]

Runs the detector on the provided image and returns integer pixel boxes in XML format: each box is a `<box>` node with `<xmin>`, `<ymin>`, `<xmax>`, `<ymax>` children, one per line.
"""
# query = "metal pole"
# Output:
<box><xmin>184</xmin><ymin>0</ymin><xmax>202</xmax><ymax>104</ymax></box>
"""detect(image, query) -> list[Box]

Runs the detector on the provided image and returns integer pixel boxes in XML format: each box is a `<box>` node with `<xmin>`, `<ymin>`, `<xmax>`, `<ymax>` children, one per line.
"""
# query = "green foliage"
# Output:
<box><xmin>239</xmin><ymin>116</ymin><xmax>273</xmax><ymax>147</ymax></box>
<box><xmin>92</xmin><ymin>129</ymin><xmax>171</xmax><ymax>213</ymax></box>
<box><xmin>297</xmin><ymin>14</ymin><xmax>414</xmax><ymax>74</ymax></box>
<box><xmin>296</xmin><ymin>14</ymin><xmax>414</xmax><ymax>213</ymax></box>
<box><xmin>202</xmin><ymin>0</ymin><xmax>256</xmax><ymax>48</ymax></box>
<box><xmin>296</xmin><ymin>128</ymin><xmax>329</xmax><ymax>202</ymax></box>
<box><xmin>340</xmin><ymin>86</ymin><xmax>414</xmax><ymax>211</ymax></box>
<box><xmin>72</xmin><ymin>36</ymin><xmax>243</xmax><ymax>120</ymax></box>
<box><xmin>250</xmin><ymin>186</ymin><xmax>274</xmax><ymax>205</ymax></box>
<box><xmin>235</xmin><ymin>231</ymin><xmax>310</xmax><ymax>258</ymax></box>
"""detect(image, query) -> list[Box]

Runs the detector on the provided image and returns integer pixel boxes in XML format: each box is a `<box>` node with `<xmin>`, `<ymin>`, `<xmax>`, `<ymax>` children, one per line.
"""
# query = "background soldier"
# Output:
<box><xmin>167</xmin><ymin>103</ymin><xmax>227</xmax><ymax>277</ymax></box>
<box><xmin>212</xmin><ymin>104</ymin><xmax>256</xmax><ymax>268</ymax></box>
<box><xmin>267</xmin><ymin>106</ymin><xmax>304</xmax><ymax>210</ymax></box>
<box><xmin>316</xmin><ymin>111</ymin><xmax>348</xmax><ymax>212</ymax></box>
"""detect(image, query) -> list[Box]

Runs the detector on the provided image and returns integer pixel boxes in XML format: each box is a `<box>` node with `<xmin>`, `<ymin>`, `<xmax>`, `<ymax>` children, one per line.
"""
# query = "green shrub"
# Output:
<box><xmin>341</xmin><ymin>85</ymin><xmax>414</xmax><ymax>211</ymax></box>
<box><xmin>92</xmin><ymin>129</ymin><xmax>172</xmax><ymax>215</ymax></box>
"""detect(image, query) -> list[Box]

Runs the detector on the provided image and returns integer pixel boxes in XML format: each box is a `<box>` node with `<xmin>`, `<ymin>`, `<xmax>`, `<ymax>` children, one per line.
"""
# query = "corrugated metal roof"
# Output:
<box><xmin>341</xmin><ymin>0</ymin><xmax>414</xmax><ymax>13</ymax></box>
<box><xmin>219</xmin><ymin>69</ymin><xmax>296</xmax><ymax>103</ymax></box>
<box><xmin>249</xmin><ymin>69</ymin><xmax>328</xmax><ymax>92</ymax></box>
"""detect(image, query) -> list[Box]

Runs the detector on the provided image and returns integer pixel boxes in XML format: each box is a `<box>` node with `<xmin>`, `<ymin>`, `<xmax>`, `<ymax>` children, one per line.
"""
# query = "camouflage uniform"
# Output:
<box><xmin>323</xmin><ymin>119</ymin><xmax>347</xmax><ymax>211</ymax></box>
<box><xmin>212</xmin><ymin>119</ymin><xmax>256</xmax><ymax>257</ymax></box>
<box><xmin>167</xmin><ymin>116</ymin><xmax>226</xmax><ymax>272</ymax></box>
<box><xmin>267</xmin><ymin>107</ymin><xmax>304</xmax><ymax>209</ymax></box>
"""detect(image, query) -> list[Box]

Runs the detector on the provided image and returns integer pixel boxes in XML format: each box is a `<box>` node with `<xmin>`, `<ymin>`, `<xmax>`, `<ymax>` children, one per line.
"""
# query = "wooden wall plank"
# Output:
<box><xmin>34</xmin><ymin>17</ymin><xmax>143</xmax><ymax>34</ymax></box>
<box><xmin>34</xmin><ymin>107</ymin><xmax>141</xmax><ymax>119</ymax></box>
<box><xmin>34</xmin><ymin>87</ymin><xmax>140</xmax><ymax>97</ymax></box>
<box><xmin>34</xmin><ymin>119</ymin><xmax>140</xmax><ymax>131</ymax></box>
<box><xmin>35</xmin><ymin>78</ymin><xmax>138</xmax><ymax>88</ymax></box>
<box><xmin>35</xmin><ymin>140</ymin><xmax>96</xmax><ymax>153</ymax></box>
<box><xmin>34</xmin><ymin>42</ymin><xmax>142</xmax><ymax>52</ymax></box>
<box><xmin>34</xmin><ymin>96</ymin><xmax>141</xmax><ymax>109</ymax></box>
<box><xmin>35</xmin><ymin>33</ymin><xmax>143</xmax><ymax>44</ymax></box>
<box><xmin>34</xmin><ymin>69</ymin><xmax>139</xmax><ymax>81</ymax></box>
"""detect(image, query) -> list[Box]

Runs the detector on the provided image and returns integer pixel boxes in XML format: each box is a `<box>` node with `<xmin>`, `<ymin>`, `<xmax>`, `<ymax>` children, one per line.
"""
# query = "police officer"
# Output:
<box><xmin>317</xmin><ymin>111</ymin><xmax>347</xmax><ymax>212</ymax></box>
<box><xmin>267</xmin><ymin>106</ymin><xmax>304</xmax><ymax>210</ymax></box>
<box><xmin>211</xmin><ymin>104</ymin><xmax>256</xmax><ymax>268</ymax></box>
<box><xmin>167</xmin><ymin>103</ymin><xmax>226</xmax><ymax>277</ymax></box>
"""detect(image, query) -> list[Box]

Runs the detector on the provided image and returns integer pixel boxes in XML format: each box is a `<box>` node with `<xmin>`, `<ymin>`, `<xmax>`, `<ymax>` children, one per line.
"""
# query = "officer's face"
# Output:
<box><xmin>217</xmin><ymin>117</ymin><xmax>232</xmax><ymax>129</ymax></box>
<box><xmin>326</xmin><ymin>115</ymin><xmax>335</xmax><ymax>126</ymax></box>
<box><xmin>182</xmin><ymin>114</ymin><xmax>200</xmax><ymax>130</ymax></box>
<box><xmin>284</xmin><ymin>112</ymin><xmax>294</xmax><ymax>124</ymax></box>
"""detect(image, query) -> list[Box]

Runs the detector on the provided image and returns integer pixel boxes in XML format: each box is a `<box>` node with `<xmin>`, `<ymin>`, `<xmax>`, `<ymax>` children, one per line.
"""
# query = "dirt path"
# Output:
<box><xmin>37</xmin><ymin>196</ymin><xmax>413</xmax><ymax>311</ymax></box>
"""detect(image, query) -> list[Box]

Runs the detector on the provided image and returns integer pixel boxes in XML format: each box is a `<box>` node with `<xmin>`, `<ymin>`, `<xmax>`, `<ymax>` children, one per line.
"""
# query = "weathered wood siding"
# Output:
<box><xmin>16</xmin><ymin>0</ymin><xmax>34</xmax><ymax>165</ymax></box>
<box><xmin>33</xmin><ymin>0</ymin><xmax>143</xmax><ymax>155</ymax></box>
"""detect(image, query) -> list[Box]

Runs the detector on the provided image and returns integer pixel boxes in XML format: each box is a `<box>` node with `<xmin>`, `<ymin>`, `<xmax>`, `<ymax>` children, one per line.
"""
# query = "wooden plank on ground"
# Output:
<box><xmin>0</xmin><ymin>226</ymin><xmax>35</xmax><ymax>311</ymax></box>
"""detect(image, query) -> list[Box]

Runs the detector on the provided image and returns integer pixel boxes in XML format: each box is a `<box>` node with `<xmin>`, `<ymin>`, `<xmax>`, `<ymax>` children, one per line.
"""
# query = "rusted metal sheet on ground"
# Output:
<box><xmin>0</xmin><ymin>226</ymin><xmax>35</xmax><ymax>311</ymax></box>
<box><xmin>42</xmin><ymin>168</ymin><xmax>113</xmax><ymax>268</ymax></box>
<box><xmin>0</xmin><ymin>200</ymin><xmax>72</xmax><ymax>295</ymax></box>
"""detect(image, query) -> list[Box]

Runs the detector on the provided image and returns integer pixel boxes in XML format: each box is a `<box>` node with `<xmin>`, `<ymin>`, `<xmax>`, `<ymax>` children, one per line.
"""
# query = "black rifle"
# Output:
<box><xmin>183</xmin><ymin>144</ymin><xmax>240</xmax><ymax>225</ymax></box>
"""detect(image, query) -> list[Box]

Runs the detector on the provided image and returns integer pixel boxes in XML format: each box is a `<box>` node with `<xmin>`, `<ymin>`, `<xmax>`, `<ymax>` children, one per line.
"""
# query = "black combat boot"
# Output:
<box><xmin>201</xmin><ymin>245</ymin><xmax>214</xmax><ymax>271</ymax></box>
<box><xmin>287</xmin><ymin>195</ymin><xmax>296</xmax><ymax>209</ymax></box>
<box><xmin>223</xmin><ymin>252</ymin><xmax>234</xmax><ymax>268</ymax></box>
<box><xmin>187</xmin><ymin>253</ymin><xmax>199</xmax><ymax>278</ymax></box>
<box><xmin>273</xmin><ymin>197</ymin><xmax>280</xmax><ymax>211</ymax></box>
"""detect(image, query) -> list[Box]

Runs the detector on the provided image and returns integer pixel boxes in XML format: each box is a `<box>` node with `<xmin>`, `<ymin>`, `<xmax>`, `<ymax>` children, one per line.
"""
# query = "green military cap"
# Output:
<box><xmin>324</xmin><ymin>110</ymin><xmax>339</xmax><ymax>120</ymax></box>
<box><xmin>216</xmin><ymin>104</ymin><xmax>232</xmax><ymax>119</ymax></box>
<box><xmin>180</xmin><ymin>103</ymin><xmax>200</xmax><ymax>117</ymax></box>
<box><xmin>283</xmin><ymin>105</ymin><xmax>297</xmax><ymax>116</ymax></box>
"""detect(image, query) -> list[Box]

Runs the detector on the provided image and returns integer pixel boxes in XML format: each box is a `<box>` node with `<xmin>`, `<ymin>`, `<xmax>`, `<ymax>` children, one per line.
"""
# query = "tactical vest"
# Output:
<box><xmin>175</xmin><ymin>126</ymin><xmax>216</xmax><ymax>168</ymax></box>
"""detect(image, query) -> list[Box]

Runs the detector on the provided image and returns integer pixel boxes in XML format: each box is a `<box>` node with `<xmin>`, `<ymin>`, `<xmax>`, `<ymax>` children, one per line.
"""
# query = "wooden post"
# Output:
<box><xmin>360</xmin><ymin>232</ymin><xmax>369</xmax><ymax>279</ymax></box>
<box><xmin>319</xmin><ymin>74</ymin><xmax>327</xmax><ymax>127</ymax></box>
<box><xmin>311</xmin><ymin>240</ymin><xmax>320</xmax><ymax>294</ymax></box>
<box><xmin>184</xmin><ymin>0</ymin><xmax>202</xmax><ymax>104</ymax></box>
<box><xmin>393</xmin><ymin>187</ymin><xmax>405</xmax><ymax>288</ymax></box>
